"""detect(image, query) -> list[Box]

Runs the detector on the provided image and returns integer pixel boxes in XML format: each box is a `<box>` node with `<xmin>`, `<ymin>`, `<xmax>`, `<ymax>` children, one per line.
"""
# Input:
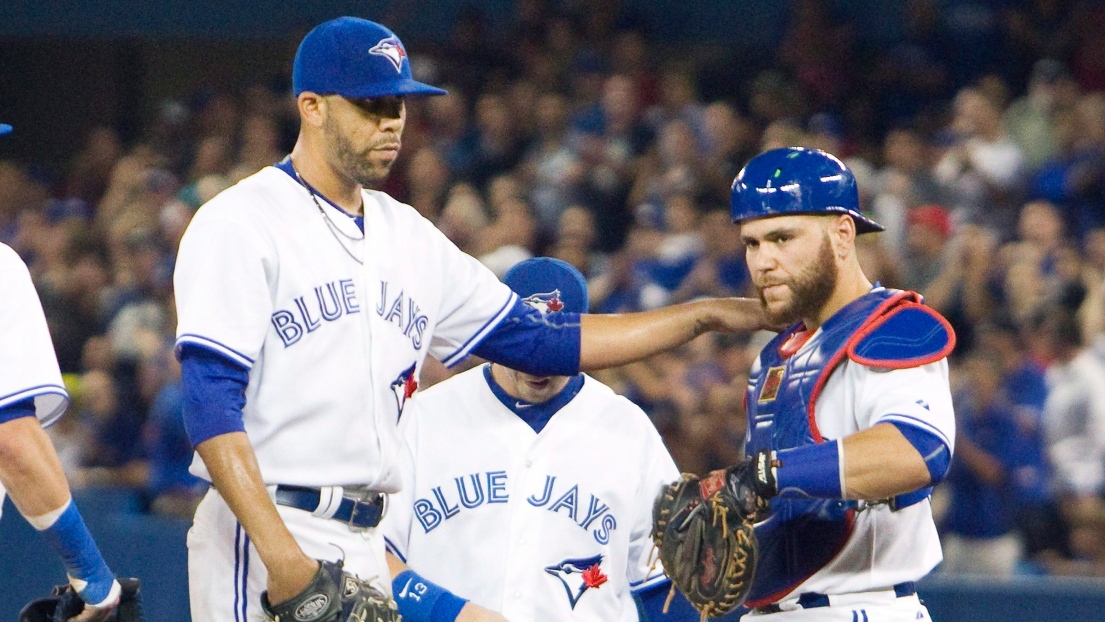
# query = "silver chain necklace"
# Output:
<box><xmin>290</xmin><ymin>163</ymin><xmax>365</xmax><ymax>265</ymax></box>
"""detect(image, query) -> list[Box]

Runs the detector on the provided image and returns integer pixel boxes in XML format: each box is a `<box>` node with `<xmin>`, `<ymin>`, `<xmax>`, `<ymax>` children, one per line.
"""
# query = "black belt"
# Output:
<box><xmin>274</xmin><ymin>485</ymin><xmax>386</xmax><ymax>529</ymax></box>
<box><xmin>753</xmin><ymin>582</ymin><xmax>916</xmax><ymax>614</ymax></box>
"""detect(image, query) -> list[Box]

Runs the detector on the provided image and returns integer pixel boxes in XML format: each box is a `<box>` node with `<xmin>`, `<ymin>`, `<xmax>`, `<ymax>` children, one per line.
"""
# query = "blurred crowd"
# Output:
<box><xmin>2</xmin><ymin>0</ymin><xmax>1105</xmax><ymax>579</ymax></box>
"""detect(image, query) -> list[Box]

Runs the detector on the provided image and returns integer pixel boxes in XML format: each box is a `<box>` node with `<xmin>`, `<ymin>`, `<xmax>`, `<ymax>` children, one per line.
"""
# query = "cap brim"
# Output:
<box><xmin>0</xmin><ymin>124</ymin><xmax>11</xmax><ymax>135</ymax></box>
<box><xmin>342</xmin><ymin>79</ymin><xmax>447</xmax><ymax>99</ymax></box>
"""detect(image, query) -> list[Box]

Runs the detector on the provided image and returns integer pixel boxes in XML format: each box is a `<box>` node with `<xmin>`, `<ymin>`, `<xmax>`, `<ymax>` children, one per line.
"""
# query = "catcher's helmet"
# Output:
<box><xmin>730</xmin><ymin>147</ymin><xmax>883</xmax><ymax>233</ymax></box>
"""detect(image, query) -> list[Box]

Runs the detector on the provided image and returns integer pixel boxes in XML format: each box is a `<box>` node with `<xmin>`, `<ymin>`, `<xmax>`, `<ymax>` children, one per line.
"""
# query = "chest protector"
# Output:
<box><xmin>743</xmin><ymin>287</ymin><xmax>954</xmax><ymax>606</ymax></box>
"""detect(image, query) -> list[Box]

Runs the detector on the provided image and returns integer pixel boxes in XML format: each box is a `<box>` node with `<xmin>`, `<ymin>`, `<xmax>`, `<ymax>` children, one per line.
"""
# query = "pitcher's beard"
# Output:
<box><xmin>758</xmin><ymin>234</ymin><xmax>838</xmax><ymax>326</ymax></box>
<box><xmin>325</xmin><ymin>118</ymin><xmax>395</xmax><ymax>187</ymax></box>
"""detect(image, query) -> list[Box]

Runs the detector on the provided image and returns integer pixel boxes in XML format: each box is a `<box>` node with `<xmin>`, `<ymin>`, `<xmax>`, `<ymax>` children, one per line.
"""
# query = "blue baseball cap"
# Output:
<box><xmin>293</xmin><ymin>17</ymin><xmax>447</xmax><ymax>99</ymax></box>
<box><xmin>0</xmin><ymin>124</ymin><xmax>11</xmax><ymax>135</ymax></box>
<box><xmin>503</xmin><ymin>257</ymin><xmax>589</xmax><ymax>315</ymax></box>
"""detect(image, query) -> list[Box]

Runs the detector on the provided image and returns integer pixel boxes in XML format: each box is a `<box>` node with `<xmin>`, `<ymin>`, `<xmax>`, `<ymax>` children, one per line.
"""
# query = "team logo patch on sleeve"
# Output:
<box><xmin>390</xmin><ymin>362</ymin><xmax>418</xmax><ymax>422</ymax></box>
<box><xmin>369</xmin><ymin>36</ymin><xmax>407</xmax><ymax>73</ymax></box>
<box><xmin>758</xmin><ymin>366</ymin><xmax>786</xmax><ymax>403</ymax></box>
<box><xmin>522</xmin><ymin>290</ymin><xmax>564</xmax><ymax>314</ymax></box>
<box><xmin>544</xmin><ymin>555</ymin><xmax>608</xmax><ymax>610</ymax></box>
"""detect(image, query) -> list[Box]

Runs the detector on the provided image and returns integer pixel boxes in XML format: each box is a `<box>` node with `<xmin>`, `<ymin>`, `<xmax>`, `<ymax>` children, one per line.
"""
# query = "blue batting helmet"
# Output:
<box><xmin>730</xmin><ymin>147</ymin><xmax>883</xmax><ymax>233</ymax></box>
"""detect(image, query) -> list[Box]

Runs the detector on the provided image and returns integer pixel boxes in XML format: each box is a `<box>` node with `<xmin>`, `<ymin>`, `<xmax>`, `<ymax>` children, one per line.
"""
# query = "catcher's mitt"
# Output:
<box><xmin>261</xmin><ymin>559</ymin><xmax>399</xmax><ymax>622</ymax></box>
<box><xmin>19</xmin><ymin>577</ymin><xmax>143</xmax><ymax>622</ymax></box>
<box><xmin>651</xmin><ymin>468</ymin><xmax>764</xmax><ymax>619</ymax></box>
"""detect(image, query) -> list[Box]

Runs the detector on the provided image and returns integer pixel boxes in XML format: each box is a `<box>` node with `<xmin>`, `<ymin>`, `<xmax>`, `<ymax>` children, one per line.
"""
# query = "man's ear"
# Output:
<box><xmin>830</xmin><ymin>214</ymin><xmax>857</xmax><ymax>259</ymax></box>
<box><xmin>297</xmin><ymin>92</ymin><xmax>327</xmax><ymax>128</ymax></box>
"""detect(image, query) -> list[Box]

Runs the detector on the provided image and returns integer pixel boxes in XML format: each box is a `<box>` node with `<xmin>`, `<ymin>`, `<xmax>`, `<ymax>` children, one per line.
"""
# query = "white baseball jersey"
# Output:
<box><xmin>750</xmin><ymin>352</ymin><xmax>955</xmax><ymax>604</ymax></box>
<box><xmin>383</xmin><ymin>365</ymin><xmax>679</xmax><ymax>622</ymax></box>
<box><xmin>175</xmin><ymin>165</ymin><xmax>517</xmax><ymax>621</ymax></box>
<box><xmin>0</xmin><ymin>243</ymin><xmax>70</xmax><ymax>518</ymax></box>
<box><xmin>174</xmin><ymin>166</ymin><xmax>517</xmax><ymax>490</ymax></box>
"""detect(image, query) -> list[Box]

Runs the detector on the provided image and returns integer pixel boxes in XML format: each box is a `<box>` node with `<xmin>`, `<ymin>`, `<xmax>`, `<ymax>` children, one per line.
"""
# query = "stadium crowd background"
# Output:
<box><xmin>2</xmin><ymin>0</ymin><xmax>1105</xmax><ymax>582</ymax></box>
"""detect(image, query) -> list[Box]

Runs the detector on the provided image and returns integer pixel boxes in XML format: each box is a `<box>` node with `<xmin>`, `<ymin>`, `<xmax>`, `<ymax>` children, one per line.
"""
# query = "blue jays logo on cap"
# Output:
<box><xmin>544</xmin><ymin>555</ymin><xmax>608</xmax><ymax>610</ymax></box>
<box><xmin>521</xmin><ymin>290</ymin><xmax>565</xmax><ymax>314</ymax></box>
<box><xmin>293</xmin><ymin>17</ymin><xmax>447</xmax><ymax>99</ymax></box>
<box><xmin>503</xmin><ymin>258</ymin><xmax>589</xmax><ymax>315</ymax></box>
<box><xmin>369</xmin><ymin>36</ymin><xmax>407</xmax><ymax>73</ymax></box>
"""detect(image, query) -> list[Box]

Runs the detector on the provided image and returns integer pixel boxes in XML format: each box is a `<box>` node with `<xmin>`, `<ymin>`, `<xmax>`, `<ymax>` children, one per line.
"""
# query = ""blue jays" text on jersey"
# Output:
<box><xmin>412</xmin><ymin>471</ymin><xmax>618</xmax><ymax>545</ymax></box>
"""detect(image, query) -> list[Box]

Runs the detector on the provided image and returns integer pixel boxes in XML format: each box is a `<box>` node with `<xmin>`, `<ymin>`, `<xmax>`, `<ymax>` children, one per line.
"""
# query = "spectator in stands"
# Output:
<box><xmin>934</xmin><ymin>87</ymin><xmax>1027</xmax><ymax>232</ymax></box>
<box><xmin>1043</xmin><ymin>311</ymin><xmax>1105</xmax><ymax>501</ymax></box>
<box><xmin>573</xmin><ymin>74</ymin><xmax>654</xmax><ymax>251</ymax></box>
<box><xmin>520</xmin><ymin>91</ymin><xmax>583</xmax><ymax>233</ymax></box>
<box><xmin>976</xmin><ymin>319</ymin><xmax>1063</xmax><ymax>563</ymax></box>
<box><xmin>143</xmin><ymin>351</ymin><xmax>206</xmax><ymax>518</ymax></box>
<box><xmin>1004</xmin><ymin>59</ymin><xmax>1066</xmax><ymax>171</ymax></box>
<box><xmin>941</xmin><ymin>354</ymin><xmax>1024</xmax><ymax>576</ymax></box>
<box><xmin>73</xmin><ymin>369</ymin><xmax>146</xmax><ymax>489</ymax></box>
<box><xmin>670</xmin><ymin>208</ymin><xmax>749</xmax><ymax>303</ymax></box>
<box><xmin>402</xmin><ymin>146</ymin><xmax>451</xmax><ymax>220</ymax></box>
<box><xmin>873</xmin><ymin>128</ymin><xmax>945</xmax><ymax>257</ymax></box>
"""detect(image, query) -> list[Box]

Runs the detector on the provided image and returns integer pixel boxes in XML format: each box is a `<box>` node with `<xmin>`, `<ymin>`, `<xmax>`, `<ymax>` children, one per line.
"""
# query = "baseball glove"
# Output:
<box><xmin>19</xmin><ymin>577</ymin><xmax>143</xmax><ymax>622</ymax></box>
<box><xmin>651</xmin><ymin>466</ymin><xmax>765</xmax><ymax>619</ymax></box>
<box><xmin>261</xmin><ymin>559</ymin><xmax>399</xmax><ymax>622</ymax></box>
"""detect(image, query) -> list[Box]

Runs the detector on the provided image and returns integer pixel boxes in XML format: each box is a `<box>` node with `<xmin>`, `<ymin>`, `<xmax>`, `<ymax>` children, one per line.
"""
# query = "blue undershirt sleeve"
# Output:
<box><xmin>178</xmin><ymin>343</ymin><xmax>249</xmax><ymax>447</ymax></box>
<box><xmin>470</xmin><ymin>299</ymin><xmax>581</xmax><ymax>376</ymax></box>
<box><xmin>889</xmin><ymin>421</ymin><xmax>951</xmax><ymax>485</ymax></box>
<box><xmin>0</xmin><ymin>397</ymin><xmax>36</xmax><ymax>424</ymax></box>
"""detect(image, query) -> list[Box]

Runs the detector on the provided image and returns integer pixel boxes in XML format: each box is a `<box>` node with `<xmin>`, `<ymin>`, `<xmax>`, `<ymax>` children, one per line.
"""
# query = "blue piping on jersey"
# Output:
<box><xmin>483</xmin><ymin>364</ymin><xmax>584</xmax><ymax>434</ymax></box>
<box><xmin>0</xmin><ymin>384</ymin><xmax>68</xmax><ymax>408</ymax></box>
<box><xmin>441</xmin><ymin>293</ymin><xmax>518</xmax><ymax>368</ymax></box>
<box><xmin>175</xmin><ymin>334</ymin><xmax>255</xmax><ymax>368</ymax></box>
<box><xmin>233</xmin><ymin>524</ymin><xmax>241</xmax><ymax>622</ymax></box>
<box><xmin>877</xmin><ymin>413</ymin><xmax>952</xmax><ymax>448</ymax></box>
<box><xmin>384</xmin><ymin>536</ymin><xmax>408</xmax><ymax>563</ymax></box>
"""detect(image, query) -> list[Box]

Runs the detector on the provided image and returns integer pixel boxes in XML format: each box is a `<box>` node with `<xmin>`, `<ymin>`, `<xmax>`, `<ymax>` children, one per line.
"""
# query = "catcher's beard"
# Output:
<box><xmin>323</xmin><ymin>114</ymin><xmax>396</xmax><ymax>188</ymax></box>
<box><xmin>757</xmin><ymin>232</ymin><xmax>838</xmax><ymax>326</ymax></box>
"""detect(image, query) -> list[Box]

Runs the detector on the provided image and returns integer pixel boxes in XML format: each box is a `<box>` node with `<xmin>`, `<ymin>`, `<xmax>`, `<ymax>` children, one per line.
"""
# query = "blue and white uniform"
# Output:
<box><xmin>174</xmin><ymin>160</ymin><xmax>546</xmax><ymax>620</ymax></box>
<box><xmin>0</xmin><ymin>242</ymin><xmax>71</xmax><ymax>517</ymax></box>
<box><xmin>383</xmin><ymin>364</ymin><xmax>679</xmax><ymax>621</ymax></box>
<box><xmin>741</xmin><ymin>287</ymin><xmax>955</xmax><ymax>621</ymax></box>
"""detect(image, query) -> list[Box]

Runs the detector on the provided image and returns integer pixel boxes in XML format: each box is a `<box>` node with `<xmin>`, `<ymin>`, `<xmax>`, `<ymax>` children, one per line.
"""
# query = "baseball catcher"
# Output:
<box><xmin>20</xmin><ymin>577</ymin><xmax>144</xmax><ymax>622</ymax></box>
<box><xmin>651</xmin><ymin>452</ymin><xmax>774</xmax><ymax>619</ymax></box>
<box><xmin>260</xmin><ymin>559</ymin><xmax>399</xmax><ymax>622</ymax></box>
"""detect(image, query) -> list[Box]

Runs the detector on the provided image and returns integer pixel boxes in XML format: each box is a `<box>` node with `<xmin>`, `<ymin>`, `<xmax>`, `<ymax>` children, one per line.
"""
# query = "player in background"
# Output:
<box><xmin>382</xmin><ymin>257</ymin><xmax>712</xmax><ymax>622</ymax></box>
<box><xmin>0</xmin><ymin>123</ymin><xmax>122</xmax><ymax>620</ymax></box>
<box><xmin>174</xmin><ymin>18</ymin><xmax>769</xmax><ymax>622</ymax></box>
<box><xmin>706</xmin><ymin>147</ymin><xmax>956</xmax><ymax>620</ymax></box>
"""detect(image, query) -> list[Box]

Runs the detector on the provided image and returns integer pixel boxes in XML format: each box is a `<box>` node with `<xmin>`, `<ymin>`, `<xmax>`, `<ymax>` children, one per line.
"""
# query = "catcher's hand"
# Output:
<box><xmin>651</xmin><ymin>460</ymin><xmax>768</xmax><ymax>619</ymax></box>
<box><xmin>261</xmin><ymin>559</ymin><xmax>399</xmax><ymax>622</ymax></box>
<box><xmin>19</xmin><ymin>577</ymin><xmax>143</xmax><ymax>622</ymax></box>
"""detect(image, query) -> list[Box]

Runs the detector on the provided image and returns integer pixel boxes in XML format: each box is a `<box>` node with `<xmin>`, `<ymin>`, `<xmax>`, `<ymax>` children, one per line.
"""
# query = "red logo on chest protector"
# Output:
<box><xmin>758</xmin><ymin>366</ymin><xmax>786</xmax><ymax>404</ymax></box>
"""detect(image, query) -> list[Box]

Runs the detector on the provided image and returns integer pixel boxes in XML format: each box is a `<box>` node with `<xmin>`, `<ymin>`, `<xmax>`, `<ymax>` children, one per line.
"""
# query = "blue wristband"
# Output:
<box><xmin>38</xmin><ymin>501</ymin><xmax>115</xmax><ymax>604</ymax></box>
<box><xmin>393</xmin><ymin>569</ymin><xmax>468</xmax><ymax>622</ymax></box>
<box><xmin>775</xmin><ymin>440</ymin><xmax>844</xmax><ymax>498</ymax></box>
